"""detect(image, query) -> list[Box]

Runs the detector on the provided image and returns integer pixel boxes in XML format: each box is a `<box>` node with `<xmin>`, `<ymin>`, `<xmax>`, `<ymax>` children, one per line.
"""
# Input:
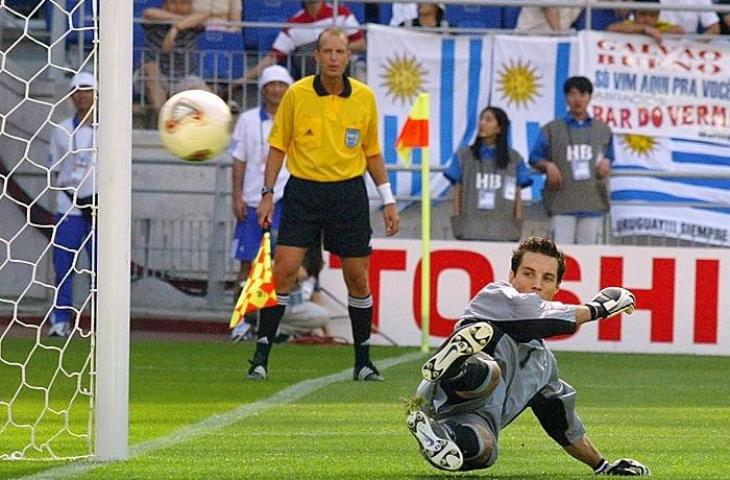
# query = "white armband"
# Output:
<box><xmin>377</xmin><ymin>182</ymin><xmax>395</xmax><ymax>206</ymax></box>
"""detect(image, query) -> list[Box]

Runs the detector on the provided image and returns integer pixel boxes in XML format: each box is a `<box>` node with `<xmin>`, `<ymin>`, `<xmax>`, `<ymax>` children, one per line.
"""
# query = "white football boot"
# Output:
<box><xmin>407</xmin><ymin>410</ymin><xmax>463</xmax><ymax>471</ymax></box>
<box><xmin>421</xmin><ymin>322</ymin><xmax>493</xmax><ymax>382</ymax></box>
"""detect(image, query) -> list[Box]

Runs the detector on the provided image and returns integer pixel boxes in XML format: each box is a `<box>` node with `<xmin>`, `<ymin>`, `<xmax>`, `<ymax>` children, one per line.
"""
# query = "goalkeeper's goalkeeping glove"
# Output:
<box><xmin>594</xmin><ymin>458</ymin><xmax>651</xmax><ymax>476</ymax></box>
<box><xmin>585</xmin><ymin>287</ymin><xmax>636</xmax><ymax>321</ymax></box>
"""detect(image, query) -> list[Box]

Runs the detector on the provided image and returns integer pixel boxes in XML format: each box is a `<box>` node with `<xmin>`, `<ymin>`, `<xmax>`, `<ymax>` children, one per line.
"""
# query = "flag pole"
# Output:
<box><xmin>421</xmin><ymin>142</ymin><xmax>431</xmax><ymax>353</ymax></box>
<box><xmin>394</xmin><ymin>92</ymin><xmax>431</xmax><ymax>352</ymax></box>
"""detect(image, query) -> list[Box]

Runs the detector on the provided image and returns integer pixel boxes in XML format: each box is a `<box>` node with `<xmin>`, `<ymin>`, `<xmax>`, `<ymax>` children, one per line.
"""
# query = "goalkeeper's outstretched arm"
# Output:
<box><xmin>574</xmin><ymin>287</ymin><xmax>636</xmax><ymax>326</ymax></box>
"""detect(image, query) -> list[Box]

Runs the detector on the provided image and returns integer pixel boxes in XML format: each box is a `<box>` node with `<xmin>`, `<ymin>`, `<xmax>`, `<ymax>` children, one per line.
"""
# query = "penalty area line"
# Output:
<box><xmin>17</xmin><ymin>350</ymin><xmax>424</xmax><ymax>480</ymax></box>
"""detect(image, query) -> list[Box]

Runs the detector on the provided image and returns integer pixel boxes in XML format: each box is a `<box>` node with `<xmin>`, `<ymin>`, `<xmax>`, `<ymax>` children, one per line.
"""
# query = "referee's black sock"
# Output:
<box><xmin>348</xmin><ymin>294</ymin><xmax>373</xmax><ymax>367</ymax></box>
<box><xmin>251</xmin><ymin>294</ymin><xmax>288</xmax><ymax>367</ymax></box>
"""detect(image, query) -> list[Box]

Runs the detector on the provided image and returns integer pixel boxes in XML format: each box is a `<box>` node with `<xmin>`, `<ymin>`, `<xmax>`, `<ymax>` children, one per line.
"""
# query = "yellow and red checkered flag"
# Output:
<box><xmin>395</xmin><ymin>92</ymin><xmax>430</xmax><ymax>167</ymax></box>
<box><xmin>229</xmin><ymin>230</ymin><xmax>277</xmax><ymax>328</ymax></box>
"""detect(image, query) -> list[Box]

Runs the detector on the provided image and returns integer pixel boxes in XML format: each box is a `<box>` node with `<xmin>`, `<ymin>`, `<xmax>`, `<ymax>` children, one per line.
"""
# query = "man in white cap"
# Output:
<box><xmin>228</xmin><ymin>65</ymin><xmax>294</xmax><ymax>342</ymax></box>
<box><xmin>46</xmin><ymin>71</ymin><xmax>97</xmax><ymax>337</ymax></box>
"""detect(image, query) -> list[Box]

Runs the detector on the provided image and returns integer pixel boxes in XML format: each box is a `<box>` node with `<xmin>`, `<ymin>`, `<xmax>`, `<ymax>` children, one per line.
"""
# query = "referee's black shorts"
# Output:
<box><xmin>277</xmin><ymin>175</ymin><xmax>372</xmax><ymax>258</ymax></box>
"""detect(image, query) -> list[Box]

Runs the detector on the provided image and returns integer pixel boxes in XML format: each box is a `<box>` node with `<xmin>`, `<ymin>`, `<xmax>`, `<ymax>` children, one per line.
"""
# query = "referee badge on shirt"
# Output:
<box><xmin>344</xmin><ymin>128</ymin><xmax>360</xmax><ymax>148</ymax></box>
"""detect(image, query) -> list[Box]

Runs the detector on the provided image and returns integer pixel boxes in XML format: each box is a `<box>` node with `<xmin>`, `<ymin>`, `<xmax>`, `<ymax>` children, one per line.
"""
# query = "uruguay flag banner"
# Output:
<box><xmin>490</xmin><ymin>35</ymin><xmax>579</xmax><ymax>201</ymax></box>
<box><xmin>490</xmin><ymin>35</ymin><xmax>579</xmax><ymax>160</ymax></box>
<box><xmin>611</xmin><ymin>134</ymin><xmax>730</xmax><ymax>246</ymax></box>
<box><xmin>367</xmin><ymin>24</ymin><xmax>492</xmax><ymax>200</ymax></box>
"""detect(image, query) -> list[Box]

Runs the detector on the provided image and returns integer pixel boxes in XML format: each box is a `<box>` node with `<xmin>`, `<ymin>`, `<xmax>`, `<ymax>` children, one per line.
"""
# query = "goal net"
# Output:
<box><xmin>1</xmin><ymin>0</ymin><xmax>129</xmax><ymax>461</ymax></box>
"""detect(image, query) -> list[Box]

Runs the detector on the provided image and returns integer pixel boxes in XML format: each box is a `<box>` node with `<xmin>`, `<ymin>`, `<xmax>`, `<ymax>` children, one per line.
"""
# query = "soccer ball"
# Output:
<box><xmin>158</xmin><ymin>89</ymin><xmax>232</xmax><ymax>162</ymax></box>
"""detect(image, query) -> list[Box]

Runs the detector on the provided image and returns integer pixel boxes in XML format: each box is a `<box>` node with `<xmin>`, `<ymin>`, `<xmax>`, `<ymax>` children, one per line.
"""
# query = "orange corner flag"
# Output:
<box><xmin>229</xmin><ymin>231</ymin><xmax>277</xmax><ymax>328</ymax></box>
<box><xmin>395</xmin><ymin>93</ymin><xmax>430</xmax><ymax>166</ymax></box>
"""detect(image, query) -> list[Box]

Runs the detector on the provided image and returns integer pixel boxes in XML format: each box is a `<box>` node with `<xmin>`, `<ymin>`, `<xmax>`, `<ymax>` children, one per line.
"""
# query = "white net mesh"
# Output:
<box><xmin>0</xmin><ymin>0</ymin><xmax>97</xmax><ymax>460</ymax></box>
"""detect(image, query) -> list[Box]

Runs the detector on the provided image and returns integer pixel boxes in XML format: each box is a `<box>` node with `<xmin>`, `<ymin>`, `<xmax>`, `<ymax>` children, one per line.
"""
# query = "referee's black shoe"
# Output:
<box><xmin>354</xmin><ymin>362</ymin><xmax>383</xmax><ymax>381</ymax></box>
<box><xmin>246</xmin><ymin>361</ymin><xmax>268</xmax><ymax>381</ymax></box>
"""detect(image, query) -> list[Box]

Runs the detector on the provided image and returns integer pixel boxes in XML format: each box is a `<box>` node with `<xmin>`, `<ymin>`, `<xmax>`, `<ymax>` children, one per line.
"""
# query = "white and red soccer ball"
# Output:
<box><xmin>158</xmin><ymin>89</ymin><xmax>232</xmax><ymax>162</ymax></box>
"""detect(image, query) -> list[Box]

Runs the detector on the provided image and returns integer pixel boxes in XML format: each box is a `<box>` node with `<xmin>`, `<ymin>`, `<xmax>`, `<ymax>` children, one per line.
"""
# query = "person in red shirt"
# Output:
<box><xmin>240</xmin><ymin>1</ymin><xmax>365</xmax><ymax>82</ymax></box>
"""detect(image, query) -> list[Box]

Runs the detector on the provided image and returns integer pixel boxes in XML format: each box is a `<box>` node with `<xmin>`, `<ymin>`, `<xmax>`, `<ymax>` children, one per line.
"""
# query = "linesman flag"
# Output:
<box><xmin>395</xmin><ymin>93</ymin><xmax>430</xmax><ymax>166</ymax></box>
<box><xmin>229</xmin><ymin>230</ymin><xmax>277</xmax><ymax>328</ymax></box>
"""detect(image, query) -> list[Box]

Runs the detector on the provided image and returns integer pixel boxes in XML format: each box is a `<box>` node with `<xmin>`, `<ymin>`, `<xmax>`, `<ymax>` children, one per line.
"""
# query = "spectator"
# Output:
<box><xmin>515</xmin><ymin>1</ymin><xmax>583</xmax><ymax>32</ymax></box>
<box><xmin>608</xmin><ymin>0</ymin><xmax>684</xmax><ymax>42</ymax></box>
<box><xmin>239</xmin><ymin>1</ymin><xmax>365</xmax><ymax>82</ymax></box>
<box><xmin>141</xmin><ymin>0</ymin><xmax>209</xmax><ymax>113</ymax></box>
<box><xmin>717</xmin><ymin>0</ymin><xmax>730</xmax><ymax>35</ymax></box>
<box><xmin>247</xmin><ymin>28</ymin><xmax>399</xmax><ymax>381</ymax></box>
<box><xmin>659</xmin><ymin>0</ymin><xmax>719</xmax><ymax>34</ymax></box>
<box><xmin>229</xmin><ymin>65</ymin><xmax>294</xmax><ymax>343</ymax></box>
<box><xmin>193</xmin><ymin>0</ymin><xmax>241</xmax><ymax>32</ymax></box>
<box><xmin>573</xmin><ymin>0</ymin><xmax>629</xmax><ymax>31</ymax></box>
<box><xmin>277</xmin><ymin>243</ymin><xmax>331</xmax><ymax>341</ymax></box>
<box><xmin>528</xmin><ymin>76</ymin><xmax>614</xmax><ymax>245</ymax></box>
<box><xmin>444</xmin><ymin>106</ymin><xmax>532</xmax><ymax>242</ymax></box>
<box><xmin>46</xmin><ymin>72</ymin><xmax>97</xmax><ymax>338</ymax></box>
<box><xmin>389</xmin><ymin>2</ymin><xmax>418</xmax><ymax>26</ymax></box>
<box><xmin>399</xmin><ymin>3</ymin><xmax>449</xmax><ymax>29</ymax></box>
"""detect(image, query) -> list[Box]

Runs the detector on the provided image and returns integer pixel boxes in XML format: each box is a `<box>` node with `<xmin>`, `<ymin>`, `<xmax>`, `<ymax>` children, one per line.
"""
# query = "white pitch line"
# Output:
<box><xmin>17</xmin><ymin>351</ymin><xmax>424</xmax><ymax>480</ymax></box>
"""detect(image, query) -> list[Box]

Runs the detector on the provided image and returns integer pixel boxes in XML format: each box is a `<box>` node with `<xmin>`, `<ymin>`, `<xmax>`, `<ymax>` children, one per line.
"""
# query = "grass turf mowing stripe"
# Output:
<box><xmin>16</xmin><ymin>350</ymin><xmax>423</xmax><ymax>480</ymax></box>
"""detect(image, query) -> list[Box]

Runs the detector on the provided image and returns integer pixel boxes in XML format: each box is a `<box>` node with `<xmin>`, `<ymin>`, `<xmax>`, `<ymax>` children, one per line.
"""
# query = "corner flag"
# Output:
<box><xmin>395</xmin><ymin>93</ymin><xmax>430</xmax><ymax>166</ymax></box>
<box><xmin>229</xmin><ymin>230</ymin><xmax>277</xmax><ymax>328</ymax></box>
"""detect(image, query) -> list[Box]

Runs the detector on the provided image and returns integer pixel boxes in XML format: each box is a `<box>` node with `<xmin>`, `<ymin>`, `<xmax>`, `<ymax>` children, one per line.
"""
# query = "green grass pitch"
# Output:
<box><xmin>1</xmin><ymin>337</ymin><xmax>729</xmax><ymax>479</ymax></box>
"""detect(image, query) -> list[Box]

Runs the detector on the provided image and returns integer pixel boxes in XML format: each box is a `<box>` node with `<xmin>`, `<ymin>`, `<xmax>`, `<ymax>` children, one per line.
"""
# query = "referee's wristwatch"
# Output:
<box><xmin>260</xmin><ymin>186</ymin><xmax>274</xmax><ymax>197</ymax></box>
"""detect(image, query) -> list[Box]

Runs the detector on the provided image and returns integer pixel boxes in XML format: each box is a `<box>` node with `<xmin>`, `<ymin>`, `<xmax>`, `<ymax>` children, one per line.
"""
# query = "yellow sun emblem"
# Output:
<box><xmin>496</xmin><ymin>60</ymin><xmax>543</xmax><ymax>109</ymax></box>
<box><xmin>380</xmin><ymin>53</ymin><xmax>428</xmax><ymax>105</ymax></box>
<box><xmin>621</xmin><ymin>134</ymin><xmax>657</xmax><ymax>156</ymax></box>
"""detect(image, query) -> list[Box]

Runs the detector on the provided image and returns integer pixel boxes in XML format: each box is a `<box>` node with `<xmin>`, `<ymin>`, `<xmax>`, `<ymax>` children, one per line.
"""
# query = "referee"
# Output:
<box><xmin>248</xmin><ymin>27</ymin><xmax>400</xmax><ymax>381</ymax></box>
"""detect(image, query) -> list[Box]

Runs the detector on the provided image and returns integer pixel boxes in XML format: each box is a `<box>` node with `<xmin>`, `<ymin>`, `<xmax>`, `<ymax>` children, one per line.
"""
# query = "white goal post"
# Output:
<box><xmin>0</xmin><ymin>0</ymin><xmax>130</xmax><ymax>461</ymax></box>
<box><xmin>96</xmin><ymin>1</ymin><xmax>132</xmax><ymax>461</ymax></box>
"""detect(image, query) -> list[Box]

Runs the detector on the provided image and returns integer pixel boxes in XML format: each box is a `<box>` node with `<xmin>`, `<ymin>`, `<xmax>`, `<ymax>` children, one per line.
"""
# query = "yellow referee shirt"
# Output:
<box><xmin>268</xmin><ymin>74</ymin><xmax>381</xmax><ymax>182</ymax></box>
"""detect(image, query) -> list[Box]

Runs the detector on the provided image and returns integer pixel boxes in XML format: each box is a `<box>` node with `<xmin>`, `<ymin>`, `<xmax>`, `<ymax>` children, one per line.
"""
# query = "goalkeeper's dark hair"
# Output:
<box><xmin>470</xmin><ymin>106</ymin><xmax>510</xmax><ymax>170</ymax></box>
<box><xmin>511</xmin><ymin>236</ymin><xmax>566</xmax><ymax>284</ymax></box>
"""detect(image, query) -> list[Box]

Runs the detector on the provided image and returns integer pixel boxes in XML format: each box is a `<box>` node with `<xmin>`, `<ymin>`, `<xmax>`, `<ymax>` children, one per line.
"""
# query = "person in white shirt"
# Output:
<box><xmin>47</xmin><ymin>72</ymin><xmax>97</xmax><ymax>337</ymax></box>
<box><xmin>229</xmin><ymin>65</ymin><xmax>293</xmax><ymax>341</ymax></box>
<box><xmin>389</xmin><ymin>2</ymin><xmax>418</xmax><ymax>26</ymax></box>
<box><xmin>658</xmin><ymin>0</ymin><xmax>719</xmax><ymax>34</ymax></box>
<box><xmin>277</xmin><ymin>243</ymin><xmax>330</xmax><ymax>340</ymax></box>
<box><xmin>516</xmin><ymin>2</ymin><xmax>583</xmax><ymax>32</ymax></box>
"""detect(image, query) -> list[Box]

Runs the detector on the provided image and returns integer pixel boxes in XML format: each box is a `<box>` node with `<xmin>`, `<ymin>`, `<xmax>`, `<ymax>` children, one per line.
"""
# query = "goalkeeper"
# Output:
<box><xmin>407</xmin><ymin>236</ymin><xmax>650</xmax><ymax>476</ymax></box>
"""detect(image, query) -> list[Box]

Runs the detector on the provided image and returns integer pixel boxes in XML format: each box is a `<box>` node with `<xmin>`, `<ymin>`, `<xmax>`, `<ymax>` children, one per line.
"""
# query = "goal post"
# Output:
<box><xmin>96</xmin><ymin>0</ymin><xmax>132</xmax><ymax>461</ymax></box>
<box><xmin>0</xmin><ymin>0</ymin><xmax>131</xmax><ymax>461</ymax></box>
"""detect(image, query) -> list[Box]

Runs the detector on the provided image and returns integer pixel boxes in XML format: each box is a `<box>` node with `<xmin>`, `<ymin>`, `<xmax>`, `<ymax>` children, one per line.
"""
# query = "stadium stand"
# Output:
<box><xmin>374</xmin><ymin>3</ymin><xmax>394</xmax><ymax>24</ymax></box>
<box><xmin>445</xmin><ymin>4</ymin><xmax>502</xmax><ymax>29</ymax></box>
<box><xmin>133</xmin><ymin>0</ymin><xmax>158</xmax><ymax>73</ymax></box>
<box><xmin>502</xmin><ymin>6</ymin><xmax>522</xmax><ymax>29</ymax></box>
<box><xmin>573</xmin><ymin>7</ymin><xmax>624</xmax><ymax>31</ymax></box>
<box><xmin>4</xmin><ymin>0</ymin><xmax>39</xmax><ymax>16</ymax></box>
<box><xmin>45</xmin><ymin>0</ymin><xmax>95</xmax><ymax>52</ymax></box>
<box><xmin>344</xmin><ymin>1</ymin><xmax>365</xmax><ymax>23</ymax></box>
<box><xmin>197</xmin><ymin>29</ymin><xmax>244</xmax><ymax>82</ymax></box>
<box><xmin>242</xmin><ymin>0</ymin><xmax>300</xmax><ymax>52</ymax></box>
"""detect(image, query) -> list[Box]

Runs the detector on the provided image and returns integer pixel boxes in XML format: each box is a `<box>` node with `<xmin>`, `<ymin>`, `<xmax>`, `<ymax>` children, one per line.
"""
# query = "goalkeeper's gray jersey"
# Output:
<box><xmin>419</xmin><ymin>281</ymin><xmax>587</xmax><ymax>446</ymax></box>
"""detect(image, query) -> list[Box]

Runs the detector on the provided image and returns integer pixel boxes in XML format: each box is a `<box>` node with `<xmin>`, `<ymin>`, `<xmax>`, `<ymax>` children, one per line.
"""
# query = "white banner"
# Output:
<box><xmin>367</xmin><ymin>24</ymin><xmax>492</xmax><ymax>199</ymax></box>
<box><xmin>581</xmin><ymin>31</ymin><xmax>730</xmax><ymax>143</ymax></box>
<box><xmin>611</xmin><ymin>134</ymin><xmax>730</xmax><ymax>246</ymax></box>
<box><xmin>321</xmin><ymin>239</ymin><xmax>730</xmax><ymax>355</ymax></box>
